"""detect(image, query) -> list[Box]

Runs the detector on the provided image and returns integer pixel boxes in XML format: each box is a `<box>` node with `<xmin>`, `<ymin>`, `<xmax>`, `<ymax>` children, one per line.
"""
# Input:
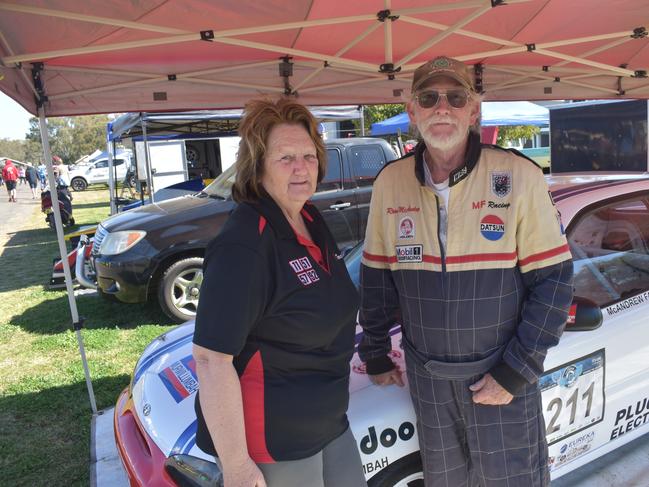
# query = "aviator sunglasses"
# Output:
<box><xmin>415</xmin><ymin>89</ymin><xmax>470</xmax><ymax>109</ymax></box>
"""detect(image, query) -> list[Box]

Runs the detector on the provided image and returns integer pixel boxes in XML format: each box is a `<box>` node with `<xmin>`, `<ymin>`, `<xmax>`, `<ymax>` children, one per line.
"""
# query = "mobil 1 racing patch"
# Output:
<box><xmin>480</xmin><ymin>215</ymin><xmax>505</xmax><ymax>241</ymax></box>
<box><xmin>396</xmin><ymin>244</ymin><xmax>422</xmax><ymax>263</ymax></box>
<box><xmin>491</xmin><ymin>171</ymin><xmax>512</xmax><ymax>198</ymax></box>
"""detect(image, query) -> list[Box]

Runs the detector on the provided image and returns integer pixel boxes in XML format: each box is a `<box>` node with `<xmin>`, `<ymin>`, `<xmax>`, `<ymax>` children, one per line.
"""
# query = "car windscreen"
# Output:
<box><xmin>203</xmin><ymin>163</ymin><xmax>237</xmax><ymax>199</ymax></box>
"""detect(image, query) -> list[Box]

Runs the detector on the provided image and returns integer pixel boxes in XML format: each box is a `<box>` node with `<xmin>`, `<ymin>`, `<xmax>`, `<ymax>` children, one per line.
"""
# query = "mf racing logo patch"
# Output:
<box><xmin>289</xmin><ymin>257</ymin><xmax>320</xmax><ymax>286</ymax></box>
<box><xmin>396</xmin><ymin>244</ymin><xmax>423</xmax><ymax>263</ymax></box>
<box><xmin>491</xmin><ymin>171</ymin><xmax>512</xmax><ymax>198</ymax></box>
<box><xmin>480</xmin><ymin>215</ymin><xmax>505</xmax><ymax>241</ymax></box>
<box><xmin>398</xmin><ymin>217</ymin><xmax>415</xmax><ymax>239</ymax></box>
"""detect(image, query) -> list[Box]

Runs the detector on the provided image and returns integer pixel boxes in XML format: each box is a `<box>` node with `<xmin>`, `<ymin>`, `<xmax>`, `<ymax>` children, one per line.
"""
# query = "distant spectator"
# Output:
<box><xmin>19</xmin><ymin>165</ymin><xmax>26</xmax><ymax>185</ymax></box>
<box><xmin>2</xmin><ymin>159</ymin><xmax>20</xmax><ymax>202</ymax></box>
<box><xmin>25</xmin><ymin>163</ymin><xmax>39</xmax><ymax>199</ymax></box>
<box><xmin>52</xmin><ymin>156</ymin><xmax>70</xmax><ymax>186</ymax></box>
<box><xmin>37</xmin><ymin>162</ymin><xmax>47</xmax><ymax>189</ymax></box>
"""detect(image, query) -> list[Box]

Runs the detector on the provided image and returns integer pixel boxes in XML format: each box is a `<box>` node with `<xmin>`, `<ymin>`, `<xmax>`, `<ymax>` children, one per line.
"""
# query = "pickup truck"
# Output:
<box><xmin>91</xmin><ymin>137</ymin><xmax>397</xmax><ymax>322</ymax></box>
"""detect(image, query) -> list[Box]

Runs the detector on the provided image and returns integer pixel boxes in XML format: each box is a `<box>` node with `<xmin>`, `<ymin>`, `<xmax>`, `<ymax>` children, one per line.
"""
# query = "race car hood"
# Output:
<box><xmin>101</xmin><ymin>193</ymin><xmax>234</xmax><ymax>233</ymax></box>
<box><xmin>128</xmin><ymin>321</ymin><xmax>402</xmax><ymax>459</ymax></box>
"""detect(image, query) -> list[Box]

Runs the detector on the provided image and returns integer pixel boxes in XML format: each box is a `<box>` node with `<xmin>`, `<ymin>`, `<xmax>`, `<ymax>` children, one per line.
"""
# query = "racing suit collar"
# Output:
<box><xmin>414</xmin><ymin>131</ymin><xmax>482</xmax><ymax>187</ymax></box>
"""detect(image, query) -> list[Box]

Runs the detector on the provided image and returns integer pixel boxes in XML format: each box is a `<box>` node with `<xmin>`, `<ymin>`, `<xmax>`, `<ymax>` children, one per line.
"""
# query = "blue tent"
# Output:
<box><xmin>371</xmin><ymin>102</ymin><xmax>549</xmax><ymax>136</ymax></box>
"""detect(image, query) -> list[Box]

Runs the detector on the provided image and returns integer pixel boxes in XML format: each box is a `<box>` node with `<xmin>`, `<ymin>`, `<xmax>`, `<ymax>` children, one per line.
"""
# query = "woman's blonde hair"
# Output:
<box><xmin>232</xmin><ymin>98</ymin><xmax>327</xmax><ymax>203</ymax></box>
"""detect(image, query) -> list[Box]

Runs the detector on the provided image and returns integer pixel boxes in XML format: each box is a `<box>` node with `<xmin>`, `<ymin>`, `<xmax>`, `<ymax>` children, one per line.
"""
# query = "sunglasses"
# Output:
<box><xmin>415</xmin><ymin>89</ymin><xmax>470</xmax><ymax>109</ymax></box>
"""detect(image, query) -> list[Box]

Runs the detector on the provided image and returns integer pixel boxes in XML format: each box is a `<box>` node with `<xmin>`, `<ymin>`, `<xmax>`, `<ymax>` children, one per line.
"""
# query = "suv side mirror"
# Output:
<box><xmin>565</xmin><ymin>296</ymin><xmax>603</xmax><ymax>332</ymax></box>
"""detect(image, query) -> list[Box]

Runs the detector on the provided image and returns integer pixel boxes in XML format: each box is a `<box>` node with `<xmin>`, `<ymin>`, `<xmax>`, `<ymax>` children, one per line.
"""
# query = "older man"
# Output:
<box><xmin>359</xmin><ymin>56</ymin><xmax>574</xmax><ymax>486</ymax></box>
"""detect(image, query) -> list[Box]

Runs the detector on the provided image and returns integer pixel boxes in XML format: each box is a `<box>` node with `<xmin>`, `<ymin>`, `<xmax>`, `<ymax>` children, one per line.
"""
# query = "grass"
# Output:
<box><xmin>0</xmin><ymin>186</ymin><xmax>175</xmax><ymax>486</ymax></box>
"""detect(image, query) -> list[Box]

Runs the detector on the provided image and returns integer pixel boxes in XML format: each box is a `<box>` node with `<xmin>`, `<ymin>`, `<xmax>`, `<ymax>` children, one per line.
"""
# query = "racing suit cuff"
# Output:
<box><xmin>365</xmin><ymin>355</ymin><xmax>396</xmax><ymax>375</ymax></box>
<box><xmin>489</xmin><ymin>362</ymin><xmax>529</xmax><ymax>395</ymax></box>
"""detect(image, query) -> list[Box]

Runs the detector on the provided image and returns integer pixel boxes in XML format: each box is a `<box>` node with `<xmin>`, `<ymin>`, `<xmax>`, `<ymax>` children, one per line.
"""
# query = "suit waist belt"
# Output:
<box><xmin>403</xmin><ymin>336</ymin><xmax>503</xmax><ymax>380</ymax></box>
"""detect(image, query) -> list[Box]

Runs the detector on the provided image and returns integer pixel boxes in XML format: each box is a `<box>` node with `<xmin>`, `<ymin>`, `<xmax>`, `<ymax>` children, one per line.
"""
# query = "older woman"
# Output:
<box><xmin>193</xmin><ymin>99</ymin><xmax>366</xmax><ymax>487</ymax></box>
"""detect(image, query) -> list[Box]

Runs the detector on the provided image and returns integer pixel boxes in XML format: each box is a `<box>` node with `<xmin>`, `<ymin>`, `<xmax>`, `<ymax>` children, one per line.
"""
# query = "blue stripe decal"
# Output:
<box><xmin>133</xmin><ymin>333</ymin><xmax>194</xmax><ymax>384</ymax></box>
<box><xmin>171</xmin><ymin>419</ymin><xmax>198</xmax><ymax>455</ymax></box>
<box><xmin>183</xmin><ymin>436</ymin><xmax>197</xmax><ymax>454</ymax></box>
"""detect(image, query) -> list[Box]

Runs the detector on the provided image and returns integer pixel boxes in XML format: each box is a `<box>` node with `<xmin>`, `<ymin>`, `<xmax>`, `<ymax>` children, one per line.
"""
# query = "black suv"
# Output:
<box><xmin>92</xmin><ymin>138</ymin><xmax>397</xmax><ymax>321</ymax></box>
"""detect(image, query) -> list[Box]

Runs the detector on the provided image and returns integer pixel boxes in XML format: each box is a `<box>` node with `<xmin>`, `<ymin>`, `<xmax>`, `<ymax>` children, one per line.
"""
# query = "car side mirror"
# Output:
<box><xmin>565</xmin><ymin>296</ymin><xmax>603</xmax><ymax>332</ymax></box>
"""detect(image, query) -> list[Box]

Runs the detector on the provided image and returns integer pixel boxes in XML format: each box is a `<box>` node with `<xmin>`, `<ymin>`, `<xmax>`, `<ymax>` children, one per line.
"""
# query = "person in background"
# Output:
<box><xmin>25</xmin><ymin>163</ymin><xmax>39</xmax><ymax>199</ymax></box>
<box><xmin>2</xmin><ymin>159</ymin><xmax>20</xmax><ymax>202</ymax></box>
<box><xmin>52</xmin><ymin>156</ymin><xmax>71</xmax><ymax>187</ymax></box>
<box><xmin>37</xmin><ymin>161</ymin><xmax>47</xmax><ymax>189</ymax></box>
<box><xmin>18</xmin><ymin>165</ymin><xmax>26</xmax><ymax>185</ymax></box>
<box><xmin>193</xmin><ymin>98</ymin><xmax>366</xmax><ymax>487</ymax></box>
<box><xmin>359</xmin><ymin>56</ymin><xmax>574</xmax><ymax>487</ymax></box>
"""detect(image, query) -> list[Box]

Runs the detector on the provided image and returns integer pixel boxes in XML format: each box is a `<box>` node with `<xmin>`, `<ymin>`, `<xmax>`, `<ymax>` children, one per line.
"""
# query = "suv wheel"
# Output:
<box><xmin>71</xmin><ymin>177</ymin><xmax>87</xmax><ymax>191</ymax></box>
<box><xmin>158</xmin><ymin>257</ymin><xmax>204</xmax><ymax>322</ymax></box>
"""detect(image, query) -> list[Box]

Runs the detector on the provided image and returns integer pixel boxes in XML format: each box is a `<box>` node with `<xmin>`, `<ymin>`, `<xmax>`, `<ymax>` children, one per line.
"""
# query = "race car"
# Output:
<box><xmin>114</xmin><ymin>173</ymin><xmax>649</xmax><ymax>486</ymax></box>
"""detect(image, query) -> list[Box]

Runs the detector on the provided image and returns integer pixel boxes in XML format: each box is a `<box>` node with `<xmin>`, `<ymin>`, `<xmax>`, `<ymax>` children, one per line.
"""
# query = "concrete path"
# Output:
<box><xmin>91</xmin><ymin>408</ymin><xmax>129</xmax><ymax>487</ymax></box>
<box><xmin>0</xmin><ymin>180</ymin><xmax>41</xmax><ymax>244</ymax></box>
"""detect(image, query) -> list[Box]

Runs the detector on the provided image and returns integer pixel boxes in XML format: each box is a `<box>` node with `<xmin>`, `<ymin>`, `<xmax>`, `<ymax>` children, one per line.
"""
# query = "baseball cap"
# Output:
<box><xmin>411</xmin><ymin>56</ymin><xmax>475</xmax><ymax>93</ymax></box>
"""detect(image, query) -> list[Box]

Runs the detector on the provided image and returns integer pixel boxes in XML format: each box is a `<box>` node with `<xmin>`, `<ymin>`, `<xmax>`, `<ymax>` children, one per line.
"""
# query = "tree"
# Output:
<box><xmin>25</xmin><ymin>114</ymin><xmax>110</xmax><ymax>165</ymax></box>
<box><xmin>496</xmin><ymin>125</ymin><xmax>540</xmax><ymax>147</ymax></box>
<box><xmin>0</xmin><ymin>138</ymin><xmax>27</xmax><ymax>161</ymax></box>
<box><xmin>353</xmin><ymin>104</ymin><xmax>406</xmax><ymax>135</ymax></box>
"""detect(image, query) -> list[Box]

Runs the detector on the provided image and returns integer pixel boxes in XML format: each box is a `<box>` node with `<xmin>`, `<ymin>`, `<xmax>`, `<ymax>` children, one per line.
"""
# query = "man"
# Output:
<box><xmin>2</xmin><ymin>159</ymin><xmax>20</xmax><ymax>202</ymax></box>
<box><xmin>359</xmin><ymin>56</ymin><xmax>574</xmax><ymax>487</ymax></box>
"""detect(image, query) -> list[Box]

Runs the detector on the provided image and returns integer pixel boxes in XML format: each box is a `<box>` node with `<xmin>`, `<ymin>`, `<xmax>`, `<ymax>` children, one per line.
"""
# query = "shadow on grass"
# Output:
<box><xmin>0</xmin><ymin>227</ymin><xmax>61</xmax><ymax>292</ymax></box>
<box><xmin>72</xmin><ymin>201</ymin><xmax>110</xmax><ymax>210</ymax></box>
<box><xmin>0</xmin><ymin>374</ymin><xmax>129</xmax><ymax>487</ymax></box>
<box><xmin>10</xmin><ymin>291</ymin><xmax>174</xmax><ymax>334</ymax></box>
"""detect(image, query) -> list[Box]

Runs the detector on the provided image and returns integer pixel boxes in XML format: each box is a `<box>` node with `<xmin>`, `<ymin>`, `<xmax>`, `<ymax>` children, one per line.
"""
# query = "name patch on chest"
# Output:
<box><xmin>396</xmin><ymin>244</ymin><xmax>423</xmax><ymax>263</ymax></box>
<box><xmin>289</xmin><ymin>257</ymin><xmax>320</xmax><ymax>286</ymax></box>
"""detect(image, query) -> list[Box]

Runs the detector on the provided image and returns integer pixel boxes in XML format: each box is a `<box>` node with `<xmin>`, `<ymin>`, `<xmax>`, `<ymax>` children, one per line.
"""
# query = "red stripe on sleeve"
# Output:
<box><xmin>518</xmin><ymin>243</ymin><xmax>571</xmax><ymax>267</ymax></box>
<box><xmin>240</xmin><ymin>351</ymin><xmax>274</xmax><ymax>463</ymax></box>
<box><xmin>446</xmin><ymin>251</ymin><xmax>517</xmax><ymax>264</ymax></box>
<box><xmin>362</xmin><ymin>251</ymin><xmax>396</xmax><ymax>263</ymax></box>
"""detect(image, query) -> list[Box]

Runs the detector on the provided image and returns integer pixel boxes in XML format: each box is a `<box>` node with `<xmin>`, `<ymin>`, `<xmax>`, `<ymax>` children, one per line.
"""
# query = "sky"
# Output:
<box><xmin>0</xmin><ymin>91</ymin><xmax>33</xmax><ymax>140</ymax></box>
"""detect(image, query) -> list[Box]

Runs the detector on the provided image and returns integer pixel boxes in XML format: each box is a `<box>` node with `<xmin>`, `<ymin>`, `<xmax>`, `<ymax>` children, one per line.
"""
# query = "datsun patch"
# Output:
<box><xmin>396</xmin><ymin>244</ymin><xmax>423</xmax><ymax>262</ymax></box>
<box><xmin>480</xmin><ymin>215</ymin><xmax>505</xmax><ymax>241</ymax></box>
<box><xmin>158</xmin><ymin>355</ymin><xmax>198</xmax><ymax>403</ymax></box>
<box><xmin>491</xmin><ymin>171</ymin><xmax>512</xmax><ymax>198</ymax></box>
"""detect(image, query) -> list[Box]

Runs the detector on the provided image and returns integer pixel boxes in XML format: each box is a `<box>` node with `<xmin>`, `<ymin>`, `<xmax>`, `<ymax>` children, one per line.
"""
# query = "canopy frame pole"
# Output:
<box><xmin>142</xmin><ymin>119</ymin><xmax>155</xmax><ymax>204</ymax></box>
<box><xmin>0</xmin><ymin>2</ymin><xmax>189</xmax><ymax>34</ymax></box>
<box><xmin>0</xmin><ymin>30</ymin><xmax>39</xmax><ymax>97</ymax></box>
<box><xmin>38</xmin><ymin>107</ymin><xmax>97</xmax><ymax>414</ymax></box>
<box><xmin>295</xmin><ymin>22</ymin><xmax>381</xmax><ymax>91</ymax></box>
<box><xmin>395</xmin><ymin>4</ymin><xmax>492</xmax><ymax>69</ymax></box>
<box><xmin>494</xmin><ymin>37</ymin><xmax>632</xmax><ymax>88</ymax></box>
<box><xmin>107</xmin><ymin>135</ymin><xmax>116</xmax><ymax>215</ymax></box>
<box><xmin>299</xmin><ymin>75</ymin><xmax>391</xmax><ymax>94</ymax></box>
<box><xmin>384</xmin><ymin>0</ymin><xmax>394</xmax><ymax>66</ymax></box>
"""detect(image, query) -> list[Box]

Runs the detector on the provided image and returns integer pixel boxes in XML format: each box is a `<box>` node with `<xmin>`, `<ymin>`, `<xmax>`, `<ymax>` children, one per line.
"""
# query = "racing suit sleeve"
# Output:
<box><xmin>358</xmin><ymin>176</ymin><xmax>401</xmax><ymax>375</ymax></box>
<box><xmin>489</xmin><ymin>169</ymin><xmax>574</xmax><ymax>395</ymax></box>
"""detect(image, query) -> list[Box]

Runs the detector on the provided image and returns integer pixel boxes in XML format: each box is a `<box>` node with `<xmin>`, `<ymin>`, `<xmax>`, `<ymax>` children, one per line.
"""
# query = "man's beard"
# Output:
<box><xmin>419</xmin><ymin>117</ymin><xmax>468</xmax><ymax>152</ymax></box>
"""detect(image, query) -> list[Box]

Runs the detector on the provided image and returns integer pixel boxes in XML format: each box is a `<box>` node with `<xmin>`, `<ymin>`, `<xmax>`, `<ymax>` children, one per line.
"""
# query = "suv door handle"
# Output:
<box><xmin>329</xmin><ymin>202</ymin><xmax>351</xmax><ymax>210</ymax></box>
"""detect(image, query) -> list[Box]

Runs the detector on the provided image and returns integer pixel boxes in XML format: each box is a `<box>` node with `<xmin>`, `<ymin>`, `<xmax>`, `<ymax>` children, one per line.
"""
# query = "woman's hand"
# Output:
<box><xmin>223</xmin><ymin>457</ymin><xmax>267</xmax><ymax>487</ymax></box>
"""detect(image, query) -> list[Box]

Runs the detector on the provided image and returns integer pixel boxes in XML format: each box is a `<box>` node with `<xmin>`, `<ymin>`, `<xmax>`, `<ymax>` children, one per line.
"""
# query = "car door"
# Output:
<box><xmin>90</xmin><ymin>159</ymin><xmax>108</xmax><ymax>183</ymax></box>
<box><xmin>309</xmin><ymin>145</ymin><xmax>358</xmax><ymax>251</ymax></box>
<box><xmin>544</xmin><ymin>192</ymin><xmax>649</xmax><ymax>478</ymax></box>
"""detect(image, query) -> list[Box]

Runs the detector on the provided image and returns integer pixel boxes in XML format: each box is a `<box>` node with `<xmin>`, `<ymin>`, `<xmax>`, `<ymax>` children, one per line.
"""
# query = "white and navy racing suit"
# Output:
<box><xmin>359</xmin><ymin>134</ymin><xmax>574</xmax><ymax>487</ymax></box>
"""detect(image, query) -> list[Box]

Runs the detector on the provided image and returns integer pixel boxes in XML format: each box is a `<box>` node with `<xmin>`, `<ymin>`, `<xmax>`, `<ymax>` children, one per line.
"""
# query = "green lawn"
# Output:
<box><xmin>0</xmin><ymin>186</ymin><xmax>175</xmax><ymax>486</ymax></box>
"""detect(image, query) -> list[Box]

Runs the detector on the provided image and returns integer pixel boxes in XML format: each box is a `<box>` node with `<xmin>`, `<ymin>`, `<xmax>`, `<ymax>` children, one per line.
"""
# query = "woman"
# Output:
<box><xmin>193</xmin><ymin>99</ymin><xmax>366</xmax><ymax>487</ymax></box>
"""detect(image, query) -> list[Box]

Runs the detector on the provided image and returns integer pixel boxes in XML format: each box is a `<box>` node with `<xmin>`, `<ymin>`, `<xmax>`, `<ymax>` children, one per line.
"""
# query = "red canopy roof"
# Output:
<box><xmin>1</xmin><ymin>0</ymin><xmax>648</xmax><ymax>116</ymax></box>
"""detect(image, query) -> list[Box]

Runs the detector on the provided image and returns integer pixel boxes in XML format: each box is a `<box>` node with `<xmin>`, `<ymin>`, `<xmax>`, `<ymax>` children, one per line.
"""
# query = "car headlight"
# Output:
<box><xmin>99</xmin><ymin>230</ymin><xmax>146</xmax><ymax>255</ymax></box>
<box><xmin>164</xmin><ymin>454</ymin><xmax>223</xmax><ymax>487</ymax></box>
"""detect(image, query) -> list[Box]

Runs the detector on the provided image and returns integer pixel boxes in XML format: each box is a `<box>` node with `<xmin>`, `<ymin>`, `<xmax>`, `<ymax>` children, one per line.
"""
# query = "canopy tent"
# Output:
<box><xmin>1</xmin><ymin>0</ymin><xmax>649</xmax><ymax>118</ymax></box>
<box><xmin>1</xmin><ymin>0</ymin><xmax>649</xmax><ymax>413</ymax></box>
<box><xmin>371</xmin><ymin>101</ymin><xmax>549</xmax><ymax>135</ymax></box>
<box><xmin>107</xmin><ymin>106</ymin><xmax>363</xmax><ymax>140</ymax></box>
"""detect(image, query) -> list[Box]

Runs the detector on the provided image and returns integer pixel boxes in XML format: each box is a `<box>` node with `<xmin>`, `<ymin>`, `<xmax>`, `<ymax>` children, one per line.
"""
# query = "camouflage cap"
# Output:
<box><xmin>411</xmin><ymin>56</ymin><xmax>475</xmax><ymax>93</ymax></box>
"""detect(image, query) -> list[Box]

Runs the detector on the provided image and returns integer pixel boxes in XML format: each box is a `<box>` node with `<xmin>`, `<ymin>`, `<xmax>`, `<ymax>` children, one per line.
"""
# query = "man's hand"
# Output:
<box><xmin>469</xmin><ymin>373</ymin><xmax>513</xmax><ymax>405</ymax></box>
<box><xmin>369</xmin><ymin>367</ymin><xmax>405</xmax><ymax>387</ymax></box>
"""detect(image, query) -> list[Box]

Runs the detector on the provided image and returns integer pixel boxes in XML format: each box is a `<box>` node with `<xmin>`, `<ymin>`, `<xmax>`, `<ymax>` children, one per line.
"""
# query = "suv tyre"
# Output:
<box><xmin>158</xmin><ymin>257</ymin><xmax>204</xmax><ymax>322</ymax></box>
<box><xmin>71</xmin><ymin>177</ymin><xmax>88</xmax><ymax>192</ymax></box>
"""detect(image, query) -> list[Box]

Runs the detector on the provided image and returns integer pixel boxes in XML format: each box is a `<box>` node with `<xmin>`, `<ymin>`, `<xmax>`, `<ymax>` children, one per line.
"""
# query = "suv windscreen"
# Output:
<box><xmin>203</xmin><ymin>163</ymin><xmax>237</xmax><ymax>199</ymax></box>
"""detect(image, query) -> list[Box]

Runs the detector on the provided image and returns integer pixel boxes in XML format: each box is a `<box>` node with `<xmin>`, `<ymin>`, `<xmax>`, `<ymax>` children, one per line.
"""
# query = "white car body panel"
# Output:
<box><xmin>119</xmin><ymin>175</ymin><xmax>649</xmax><ymax>483</ymax></box>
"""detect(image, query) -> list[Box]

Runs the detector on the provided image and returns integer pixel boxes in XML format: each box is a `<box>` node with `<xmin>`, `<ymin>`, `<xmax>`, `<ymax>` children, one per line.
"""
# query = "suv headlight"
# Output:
<box><xmin>99</xmin><ymin>231</ymin><xmax>146</xmax><ymax>255</ymax></box>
